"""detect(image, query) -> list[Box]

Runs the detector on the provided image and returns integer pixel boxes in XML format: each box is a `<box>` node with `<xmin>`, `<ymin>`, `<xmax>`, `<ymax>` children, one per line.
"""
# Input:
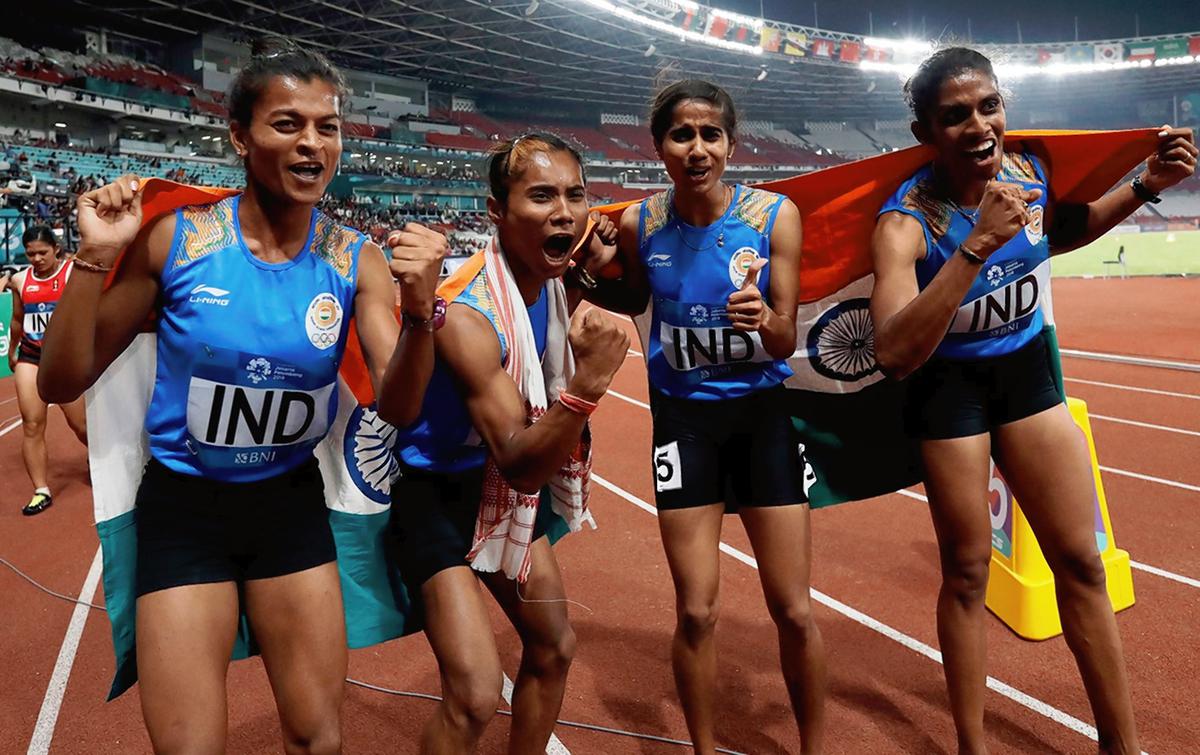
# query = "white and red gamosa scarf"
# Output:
<box><xmin>466</xmin><ymin>238</ymin><xmax>595</xmax><ymax>582</ymax></box>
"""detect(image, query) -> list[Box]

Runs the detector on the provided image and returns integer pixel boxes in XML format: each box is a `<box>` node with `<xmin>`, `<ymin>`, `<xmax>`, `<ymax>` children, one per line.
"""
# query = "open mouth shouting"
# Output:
<box><xmin>288</xmin><ymin>161</ymin><xmax>325</xmax><ymax>183</ymax></box>
<box><xmin>542</xmin><ymin>232</ymin><xmax>576</xmax><ymax>265</ymax></box>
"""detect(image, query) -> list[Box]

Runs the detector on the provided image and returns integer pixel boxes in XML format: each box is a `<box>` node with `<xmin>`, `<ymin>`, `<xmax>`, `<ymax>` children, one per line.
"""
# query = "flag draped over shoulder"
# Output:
<box><xmin>89</xmin><ymin>180</ymin><xmax>416</xmax><ymax>700</ymax></box>
<box><xmin>90</xmin><ymin>130</ymin><xmax>1159</xmax><ymax>696</ymax></box>
<box><xmin>594</xmin><ymin>129</ymin><xmax>1160</xmax><ymax>507</ymax></box>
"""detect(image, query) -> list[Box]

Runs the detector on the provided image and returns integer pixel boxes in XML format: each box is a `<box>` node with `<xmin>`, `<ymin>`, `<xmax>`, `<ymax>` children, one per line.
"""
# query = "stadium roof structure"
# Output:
<box><xmin>68</xmin><ymin>0</ymin><xmax>1200</xmax><ymax>122</ymax></box>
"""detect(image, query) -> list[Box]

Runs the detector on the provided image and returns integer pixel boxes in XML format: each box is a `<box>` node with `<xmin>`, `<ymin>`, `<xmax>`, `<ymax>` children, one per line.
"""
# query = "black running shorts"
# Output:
<box><xmin>904</xmin><ymin>333</ymin><xmax>1065</xmax><ymax>441</ymax></box>
<box><xmin>649</xmin><ymin>385</ymin><xmax>811</xmax><ymax>511</ymax></box>
<box><xmin>135</xmin><ymin>456</ymin><xmax>336</xmax><ymax>597</ymax></box>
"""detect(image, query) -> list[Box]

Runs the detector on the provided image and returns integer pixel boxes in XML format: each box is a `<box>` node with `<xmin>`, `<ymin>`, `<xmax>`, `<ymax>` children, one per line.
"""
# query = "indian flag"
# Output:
<box><xmin>599</xmin><ymin>129</ymin><xmax>1162</xmax><ymax>507</ymax></box>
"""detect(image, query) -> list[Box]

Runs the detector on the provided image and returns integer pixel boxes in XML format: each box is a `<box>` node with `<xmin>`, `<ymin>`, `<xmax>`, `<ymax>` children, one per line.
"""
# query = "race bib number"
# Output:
<box><xmin>654</xmin><ymin>441</ymin><xmax>683</xmax><ymax>492</ymax></box>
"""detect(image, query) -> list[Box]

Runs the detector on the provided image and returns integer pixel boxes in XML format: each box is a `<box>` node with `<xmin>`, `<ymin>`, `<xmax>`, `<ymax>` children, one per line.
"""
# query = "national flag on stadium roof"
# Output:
<box><xmin>1190</xmin><ymin>36</ymin><xmax>1200</xmax><ymax>57</ymax></box>
<box><xmin>674</xmin><ymin>7</ymin><xmax>697</xmax><ymax>31</ymax></box>
<box><xmin>1154</xmin><ymin>38</ymin><xmax>1189</xmax><ymax>60</ymax></box>
<box><xmin>706</xmin><ymin>14</ymin><xmax>730</xmax><ymax>40</ymax></box>
<box><xmin>863</xmin><ymin>44</ymin><xmax>890</xmax><ymax>63</ymax></box>
<box><xmin>839</xmin><ymin>40</ymin><xmax>862</xmax><ymax>63</ymax></box>
<box><xmin>1037</xmin><ymin>48</ymin><xmax>1067</xmax><ymax>65</ymax></box>
<box><xmin>760</xmin><ymin>26</ymin><xmax>782</xmax><ymax>53</ymax></box>
<box><xmin>810</xmin><ymin>38</ymin><xmax>836</xmax><ymax>58</ymax></box>
<box><xmin>783</xmin><ymin>31</ymin><xmax>808</xmax><ymax>57</ymax></box>
<box><xmin>1126</xmin><ymin>44</ymin><xmax>1156</xmax><ymax>62</ymax></box>
<box><xmin>1093</xmin><ymin>43</ymin><xmax>1122</xmax><ymax>63</ymax></box>
<box><xmin>1066</xmin><ymin>45</ymin><xmax>1092</xmax><ymax>63</ymax></box>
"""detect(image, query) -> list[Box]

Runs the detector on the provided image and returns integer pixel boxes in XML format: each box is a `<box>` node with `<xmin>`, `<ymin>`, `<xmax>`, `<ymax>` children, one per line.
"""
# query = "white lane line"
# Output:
<box><xmin>1089</xmin><ymin>414</ymin><xmax>1200</xmax><ymax>438</ymax></box>
<box><xmin>590</xmin><ymin>474</ymin><xmax>1111</xmax><ymax>747</ymax></box>
<box><xmin>501</xmin><ymin>672</ymin><xmax>571</xmax><ymax>755</ymax></box>
<box><xmin>0</xmin><ymin>395</ymin><xmax>17</xmax><ymax>405</ymax></box>
<box><xmin>606</xmin><ymin>389</ymin><xmax>650</xmax><ymax>411</ymax></box>
<box><xmin>1099</xmin><ymin>465</ymin><xmax>1200</xmax><ymax>494</ymax></box>
<box><xmin>27</xmin><ymin>546</ymin><xmax>103</xmax><ymax>755</ymax></box>
<box><xmin>0</xmin><ymin>416</ymin><xmax>23</xmax><ymax>437</ymax></box>
<box><xmin>898</xmin><ymin>489</ymin><xmax>1200</xmax><ymax>591</ymax></box>
<box><xmin>1061</xmin><ymin>349</ymin><xmax>1200</xmax><ymax>373</ymax></box>
<box><xmin>1064</xmin><ymin>377</ymin><xmax>1200</xmax><ymax>401</ymax></box>
<box><xmin>605</xmin><ymin>384</ymin><xmax>1200</xmax><ymax>497</ymax></box>
<box><xmin>1129</xmin><ymin>561</ymin><xmax>1200</xmax><ymax>590</ymax></box>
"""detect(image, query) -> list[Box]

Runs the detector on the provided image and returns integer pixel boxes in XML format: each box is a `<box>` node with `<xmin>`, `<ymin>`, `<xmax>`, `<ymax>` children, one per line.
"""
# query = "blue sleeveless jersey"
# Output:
<box><xmin>640</xmin><ymin>184</ymin><xmax>792</xmax><ymax>400</ymax></box>
<box><xmin>879</xmin><ymin>152</ymin><xmax>1051</xmax><ymax>360</ymax></box>
<box><xmin>395</xmin><ymin>266</ymin><xmax>549</xmax><ymax>474</ymax></box>
<box><xmin>145</xmin><ymin>194</ymin><xmax>365</xmax><ymax>482</ymax></box>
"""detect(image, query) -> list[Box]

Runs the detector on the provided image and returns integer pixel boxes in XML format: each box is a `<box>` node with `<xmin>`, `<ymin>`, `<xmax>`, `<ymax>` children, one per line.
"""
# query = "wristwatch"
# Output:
<box><xmin>402</xmin><ymin>296</ymin><xmax>447</xmax><ymax>332</ymax></box>
<box><xmin>566</xmin><ymin>262</ymin><xmax>598</xmax><ymax>291</ymax></box>
<box><xmin>1130</xmin><ymin>175</ymin><xmax>1162</xmax><ymax>204</ymax></box>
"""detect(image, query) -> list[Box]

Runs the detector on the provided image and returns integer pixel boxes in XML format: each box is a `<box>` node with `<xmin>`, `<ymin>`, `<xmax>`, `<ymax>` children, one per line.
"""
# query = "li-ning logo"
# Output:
<box><xmin>647</xmin><ymin>252</ymin><xmax>673</xmax><ymax>268</ymax></box>
<box><xmin>246</xmin><ymin>357</ymin><xmax>273</xmax><ymax>384</ymax></box>
<box><xmin>190</xmin><ymin>284</ymin><xmax>231</xmax><ymax>306</ymax></box>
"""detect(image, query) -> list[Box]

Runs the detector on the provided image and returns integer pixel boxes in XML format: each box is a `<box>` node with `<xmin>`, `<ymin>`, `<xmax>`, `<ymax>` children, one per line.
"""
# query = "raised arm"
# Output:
<box><xmin>578</xmin><ymin>204</ymin><xmax>651</xmax><ymax>316</ymax></box>
<box><xmin>362</xmin><ymin>223</ymin><xmax>446</xmax><ymax>428</ymax></box>
<box><xmin>726</xmin><ymin>199</ymin><xmax>801</xmax><ymax>360</ymax></box>
<box><xmin>871</xmin><ymin>181</ymin><xmax>1040</xmax><ymax>380</ymax></box>
<box><xmin>38</xmin><ymin>175</ymin><xmax>167</xmax><ymax>404</ymax></box>
<box><xmin>1047</xmin><ymin>127</ymin><xmax>1196</xmax><ymax>254</ymax></box>
<box><xmin>439</xmin><ymin>305</ymin><xmax>628</xmax><ymax>494</ymax></box>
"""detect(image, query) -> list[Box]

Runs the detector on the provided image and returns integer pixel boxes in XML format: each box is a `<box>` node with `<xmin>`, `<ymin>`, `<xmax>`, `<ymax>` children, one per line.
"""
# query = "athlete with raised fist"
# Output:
<box><xmin>871</xmin><ymin>46</ymin><xmax>1195</xmax><ymax>754</ymax></box>
<box><xmin>37</xmin><ymin>39</ymin><xmax>444</xmax><ymax>755</ymax></box>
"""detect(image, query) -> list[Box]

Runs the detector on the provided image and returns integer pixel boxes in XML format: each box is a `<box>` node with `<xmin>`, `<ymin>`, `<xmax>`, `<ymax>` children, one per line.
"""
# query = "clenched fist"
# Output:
<box><xmin>387</xmin><ymin>222</ymin><xmax>448</xmax><ymax>320</ymax></box>
<box><xmin>578</xmin><ymin>210</ymin><xmax>619</xmax><ymax>273</ymax></box>
<box><xmin>76</xmin><ymin>174</ymin><xmax>144</xmax><ymax>263</ymax></box>
<box><xmin>964</xmin><ymin>181</ymin><xmax>1043</xmax><ymax>258</ymax></box>
<box><xmin>567</xmin><ymin>307</ymin><xmax>630</xmax><ymax>402</ymax></box>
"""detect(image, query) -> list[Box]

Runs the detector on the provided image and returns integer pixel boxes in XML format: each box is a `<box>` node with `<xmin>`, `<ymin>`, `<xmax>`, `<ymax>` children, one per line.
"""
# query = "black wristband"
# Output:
<box><xmin>957</xmin><ymin>244</ymin><xmax>986</xmax><ymax>265</ymax></box>
<box><xmin>1130</xmin><ymin>176</ymin><xmax>1161</xmax><ymax>204</ymax></box>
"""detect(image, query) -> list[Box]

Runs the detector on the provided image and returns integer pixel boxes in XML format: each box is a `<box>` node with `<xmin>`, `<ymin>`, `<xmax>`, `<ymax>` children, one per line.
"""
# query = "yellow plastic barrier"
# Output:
<box><xmin>985</xmin><ymin>397</ymin><xmax>1135</xmax><ymax>640</ymax></box>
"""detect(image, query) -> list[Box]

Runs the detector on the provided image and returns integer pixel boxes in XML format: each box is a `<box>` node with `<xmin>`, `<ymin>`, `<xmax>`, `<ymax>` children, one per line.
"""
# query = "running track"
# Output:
<box><xmin>2</xmin><ymin>277</ymin><xmax>1197</xmax><ymax>754</ymax></box>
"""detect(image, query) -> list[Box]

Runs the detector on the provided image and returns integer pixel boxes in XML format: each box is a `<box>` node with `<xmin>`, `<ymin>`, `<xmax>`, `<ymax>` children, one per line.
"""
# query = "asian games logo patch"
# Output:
<box><xmin>342</xmin><ymin>403</ymin><xmax>401</xmax><ymax>504</ymax></box>
<box><xmin>728</xmin><ymin>247</ymin><xmax>759</xmax><ymax>288</ymax></box>
<box><xmin>246</xmin><ymin>357</ymin><xmax>272</xmax><ymax>384</ymax></box>
<box><xmin>306</xmin><ymin>292</ymin><xmax>343</xmax><ymax>350</ymax></box>
<box><xmin>986</xmin><ymin>265</ymin><xmax>1005</xmax><ymax>287</ymax></box>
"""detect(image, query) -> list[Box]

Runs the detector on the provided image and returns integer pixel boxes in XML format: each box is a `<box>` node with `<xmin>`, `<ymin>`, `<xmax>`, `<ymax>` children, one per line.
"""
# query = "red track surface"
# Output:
<box><xmin>3</xmin><ymin>276</ymin><xmax>1198</xmax><ymax>754</ymax></box>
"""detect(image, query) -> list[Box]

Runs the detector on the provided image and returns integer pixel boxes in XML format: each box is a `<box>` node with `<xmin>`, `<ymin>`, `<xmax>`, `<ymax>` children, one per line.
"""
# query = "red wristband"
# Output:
<box><xmin>558</xmin><ymin>391</ymin><xmax>599</xmax><ymax>416</ymax></box>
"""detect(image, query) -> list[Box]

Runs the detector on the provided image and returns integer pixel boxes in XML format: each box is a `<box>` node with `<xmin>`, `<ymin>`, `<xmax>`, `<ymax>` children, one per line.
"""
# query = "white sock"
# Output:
<box><xmin>34</xmin><ymin>487</ymin><xmax>50</xmax><ymax>496</ymax></box>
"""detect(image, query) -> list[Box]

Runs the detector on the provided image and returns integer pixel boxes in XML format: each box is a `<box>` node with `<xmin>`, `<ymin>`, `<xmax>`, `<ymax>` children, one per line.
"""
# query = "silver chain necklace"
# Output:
<box><xmin>673</xmin><ymin>184</ymin><xmax>733</xmax><ymax>252</ymax></box>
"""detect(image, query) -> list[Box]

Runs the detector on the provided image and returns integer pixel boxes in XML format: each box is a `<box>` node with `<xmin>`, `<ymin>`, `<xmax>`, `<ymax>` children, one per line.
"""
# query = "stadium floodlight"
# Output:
<box><xmin>756</xmin><ymin>67</ymin><xmax>768</xmax><ymax>81</ymax></box>
<box><xmin>570</xmin><ymin>0</ymin><xmax>763</xmax><ymax>55</ymax></box>
<box><xmin>54</xmin><ymin>121</ymin><xmax>67</xmax><ymax>128</ymax></box>
<box><xmin>863</xmin><ymin>36</ymin><xmax>933</xmax><ymax>55</ymax></box>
